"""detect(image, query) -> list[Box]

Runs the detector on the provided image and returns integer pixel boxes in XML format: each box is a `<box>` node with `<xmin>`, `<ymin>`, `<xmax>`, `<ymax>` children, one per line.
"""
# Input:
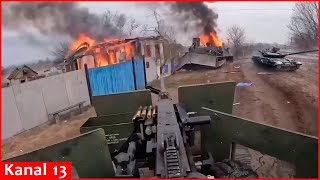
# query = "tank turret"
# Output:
<box><xmin>260</xmin><ymin>47</ymin><xmax>318</xmax><ymax>58</ymax></box>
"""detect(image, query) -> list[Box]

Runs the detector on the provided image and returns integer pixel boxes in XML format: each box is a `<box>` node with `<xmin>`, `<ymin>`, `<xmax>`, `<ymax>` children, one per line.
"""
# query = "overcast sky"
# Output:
<box><xmin>2</xmin><ymin>2</ymin><xmax>296</xmax><ymax>67</ymax></box>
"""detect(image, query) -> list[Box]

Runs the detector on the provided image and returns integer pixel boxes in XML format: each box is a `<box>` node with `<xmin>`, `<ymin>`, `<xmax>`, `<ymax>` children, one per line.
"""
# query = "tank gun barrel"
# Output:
<box><xmin>285</xmin><ymin>49</ymin><xmax>318</xmax><ymax>56</ymax></box>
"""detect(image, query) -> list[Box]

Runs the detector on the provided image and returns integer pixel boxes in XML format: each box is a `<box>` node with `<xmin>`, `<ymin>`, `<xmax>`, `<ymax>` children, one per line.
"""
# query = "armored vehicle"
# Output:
<box><xmin>252</xmin><ymin>47</ymin><xmax>318</xmax><ymax>71</ymax></box>
<box><xmin>175</xmin><ymin>38</ymin><xmax>233</xmax><ymax>71</ymax></box>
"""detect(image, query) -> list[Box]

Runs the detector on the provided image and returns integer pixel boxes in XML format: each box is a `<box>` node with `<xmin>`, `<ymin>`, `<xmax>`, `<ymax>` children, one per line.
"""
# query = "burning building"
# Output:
<box><xmin>65</xmin><ymin>34</ymin><xmax>171</xmax><ymax>83</ymax></box>
<box><xmin>174</xmin><ymin>33</ymin><xmax>233</xmax><ymax>71</ymax></box>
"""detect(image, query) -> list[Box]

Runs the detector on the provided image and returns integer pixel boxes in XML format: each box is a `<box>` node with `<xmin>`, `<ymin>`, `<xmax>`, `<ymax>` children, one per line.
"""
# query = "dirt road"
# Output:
<box><xmin>240</xmin><ymin>57</ymin><xmax>318</xmax><ymax>135</ymax></box>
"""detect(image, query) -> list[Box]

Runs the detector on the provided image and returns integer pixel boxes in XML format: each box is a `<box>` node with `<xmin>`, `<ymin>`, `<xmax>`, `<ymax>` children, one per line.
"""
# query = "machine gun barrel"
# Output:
<box><xmin>146</xmin><ymin>86</ymin><xmax>161</xmax><ymax>95</ymax></box>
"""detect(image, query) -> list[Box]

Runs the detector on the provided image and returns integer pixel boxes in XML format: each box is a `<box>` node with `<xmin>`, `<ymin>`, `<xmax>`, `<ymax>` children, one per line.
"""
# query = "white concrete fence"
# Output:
<box><xmin>2</xmin><ymin>69</ymin><xmax>91</xmax><ymax>140</ymax></box>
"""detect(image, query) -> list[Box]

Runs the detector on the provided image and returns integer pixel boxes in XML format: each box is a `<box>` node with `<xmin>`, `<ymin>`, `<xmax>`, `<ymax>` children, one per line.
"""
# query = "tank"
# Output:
<box><xmin>252</xmin><ymin>47</ymin><xmax>318</xmax><ymax>71</ymax></box>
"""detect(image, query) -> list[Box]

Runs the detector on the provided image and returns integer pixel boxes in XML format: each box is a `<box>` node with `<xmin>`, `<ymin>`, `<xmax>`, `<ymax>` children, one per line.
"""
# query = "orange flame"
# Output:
<box><xmin>125</xmin><ymin>43</ymin><xmax>134</xmax><ymax>60</ymax></box>
<box><xmin>104</xmin><ymin>38</ymin><xmax>125</xmax><ymax>44</ymax></box>
<box><xmin>199</xmin><ymin>32</ymin><xmax>223</xmax><ymax>47</ymax></box>
<box><xmin>70</xmin><ymin>33</ymin><xmax>95</xmax><ymax>52</ymax></box>
<box><xmin>109</xmin><ymin>50</ymin><xmax>116</xmax><ymax>64</ymax></box>
<box><xmin>67</xmin><ymin>33</ymin><xmax>136</xmax><ymax>69</ymax></box>
<box><xmin>96</xmin><ymin>54</ymin><xmax>109</xmax><ymax>67</ymax></box>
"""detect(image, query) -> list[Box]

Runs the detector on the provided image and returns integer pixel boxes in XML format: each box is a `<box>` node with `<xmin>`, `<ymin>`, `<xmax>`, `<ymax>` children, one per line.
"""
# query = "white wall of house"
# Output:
<box><xmin>140</xmin><ymin>39</ymin><xmax>164</xmax><ymax>83</ymax></box>
<box><xmin>2</xmin><ymin>69</ymin><xmax>90</xmax><ymax>140</ymax></box>
<box><xmin>79</xmin><ymin>55</ymin><xmax>95</xmax><ymax>69</ymax></box>
<box><xmin>145</xmin><ymin>57</ymin><xmax>158</xmax><ymax>83</ymax></box>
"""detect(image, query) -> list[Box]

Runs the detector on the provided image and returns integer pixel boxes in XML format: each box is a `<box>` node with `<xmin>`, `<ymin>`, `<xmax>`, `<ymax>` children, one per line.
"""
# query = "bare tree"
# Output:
<box><xmin>140</xmin><ymin>8</ymin><xmax>179</xmax><ymax>72</ymax></box>
<box><xmin>83</xmin><ymin>8</ymin><xmax>166</xmax><ymax>39</ymax></box>
<box><xmin>114</xmin><ymin>14</ymin><xmax>127</xmax><ymax>31</ymax></box>
<box><xmin>288</xmin><ymin>2</ymin><xmax>318</xmax><ymax>49</ymax></box>
<box><xmin>127</xmin><ymin>18</ymin><xmax>140</xmax><ymax>36</ymax></box>
<box><xmin>152</xmin><ymin>9</ymin><xmax>164</xmax><ymax>37</ymax></box>
<box><xmin>227</xmin><ymin>25</ymin><xmax>246</xmax><ymax>58</ymax></box>
<box><xmin>102</xmin><ymin>10</ymin><xmax>118</xmax><ymax>27</ymax></box>
<box><xmin>140</xmin><ymin>10</ymin><xmax>160</xmax><ymax>36</ymax></box>
<box><xmin>102</xmin><ymin>10</ymin><xmax>144</xmax><ymax>37</ymax></box>
<box><xmin>101</xmin><ymin>10</ymin><xmax>126</xmax><ymax>35</ymax></box>
<box><xmin>140</xmin><ymin>24</ymin><xmax>150</xmax><ymax>36</ymax></box>
<box><xmin>51</xmin><ymin>41</ymin><xmax>70</xmax><ymax>63</ymax></box>
<box><xmin>141</xmin><ymin>8</ymin><xmax>176</xmax><ymax>43</ymax></box>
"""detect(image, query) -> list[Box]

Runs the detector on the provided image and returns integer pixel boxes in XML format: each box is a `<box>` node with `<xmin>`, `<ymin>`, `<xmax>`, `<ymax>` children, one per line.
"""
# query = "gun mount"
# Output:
<box><xmin>252</xmin><ymin>47</ymin><xmax>318</xmax><ymax>71</ymax></box>
<box><xmin>108</xmin><ymin>89</ymin><xmax>258</xmax><ymax>178</ymax></box>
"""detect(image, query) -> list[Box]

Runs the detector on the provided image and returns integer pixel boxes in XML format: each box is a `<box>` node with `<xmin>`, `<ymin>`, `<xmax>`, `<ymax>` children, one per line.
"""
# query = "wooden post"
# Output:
<box><xmin>84</xmin><ymin>64</ymin><xmax>92</xmax><ymax>104</ymax></box>
<box><xmin>131</xmin><ymin>57</ymin><xmax>137</xmax><ymax>90</ymax></box>
<box><xmin>142</xmin><ymin>55</ymin><xmax>147</xmax><ymax>87</ymax></box>
<box><xmin>55</xmin><ymin>115</ymin><xmax>60</xmax><ymax>124</ymax></box>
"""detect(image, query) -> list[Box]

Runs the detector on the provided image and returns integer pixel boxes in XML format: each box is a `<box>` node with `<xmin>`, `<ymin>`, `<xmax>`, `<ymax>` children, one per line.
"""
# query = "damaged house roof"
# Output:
<box><xmin>66</xmin><ymin>36</ymin><xmax>164</xmax><ymax>62</ymax></box>
<box><xmin>7</xmin><ymin>65</ymin><xmax>38</xmax><ymax>80</ymax></box>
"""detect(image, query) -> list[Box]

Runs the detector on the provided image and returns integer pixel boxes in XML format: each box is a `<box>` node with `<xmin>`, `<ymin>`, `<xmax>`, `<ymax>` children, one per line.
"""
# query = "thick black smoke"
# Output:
<box><xmin>2</xmin><ymin>2</ymin><xmax>124</xmax><ymax>40</ymax></box>
<box><xmin>168</xmin><ymin>2</ymin><xmax>218</xmax><ymax>35</ymax></box>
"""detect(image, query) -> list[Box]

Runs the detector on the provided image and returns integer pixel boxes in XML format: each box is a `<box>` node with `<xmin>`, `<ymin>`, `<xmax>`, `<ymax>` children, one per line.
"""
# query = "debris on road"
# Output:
<box><xmin>237</xmin><ymin>82</ymin><xmax>253</xmax><ymax>87</ymax></box>
<box><xmin>233</xmin><ymin>102</ymin><xmax>241</xmax><ymax>106</ymax></box>
<box><xmin>234</xmin><ymin>65</ymin><xmax>241</xmax><ymax>69</ymax></box>
<box><xmin>187</xmin><ymin>112</ymin><xmax>197</xmax><ymax>115</ymax></box>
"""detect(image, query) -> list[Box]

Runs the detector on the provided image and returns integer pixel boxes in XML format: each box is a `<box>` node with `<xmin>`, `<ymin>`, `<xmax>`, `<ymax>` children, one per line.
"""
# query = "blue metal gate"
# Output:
<box><xmin>88</xmin><ymin>59</ymin><xmax>146</xmax><ymax>96</ymax></box>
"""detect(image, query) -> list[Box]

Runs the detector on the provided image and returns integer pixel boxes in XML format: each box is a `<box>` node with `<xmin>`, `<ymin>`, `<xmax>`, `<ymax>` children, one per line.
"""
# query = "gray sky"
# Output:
<box><xmin>2</xmin><ymin>2</ymin><xmax>296</xmax><ymax>67</ymax></box>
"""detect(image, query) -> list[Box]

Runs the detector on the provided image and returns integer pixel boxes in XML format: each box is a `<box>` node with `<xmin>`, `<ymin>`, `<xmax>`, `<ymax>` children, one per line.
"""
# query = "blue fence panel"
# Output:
<box><xmin>134</xmin><ymin>59</ymin><xmax>146</xmax><ymax>90</ymax></box>
<box><xmin>161</xmin><ymin>64</ymin><xmax>169</xmax><ymax>74</ymax></box>
<box><xmin>88</xmin><ymin>61</ymin><xmax>135</xmax><ymax>96</ymax></box>
<box><xmin>171</xmin><ymin>63</ymin><xmax>175</xmax><ymax>73</ymax></box>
